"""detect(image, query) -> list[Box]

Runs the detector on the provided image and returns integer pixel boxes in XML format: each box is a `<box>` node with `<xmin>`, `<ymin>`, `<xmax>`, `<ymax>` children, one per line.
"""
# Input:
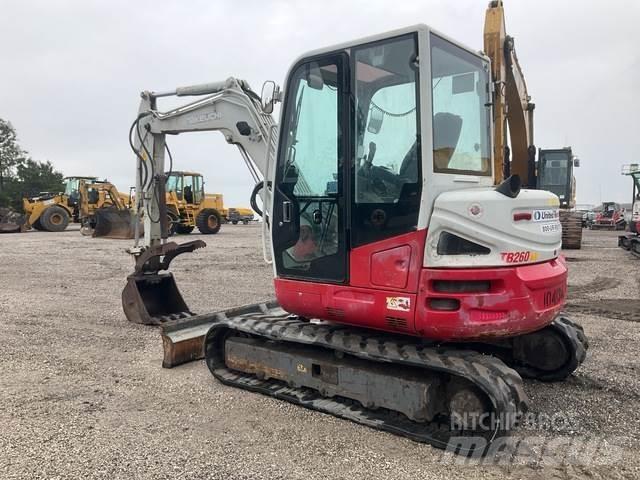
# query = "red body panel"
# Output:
<box><xmin>414</xmin><ymin>257</ymin><xmax>567</xmax><ymax>340</ymax></box>
<box><xmin>349</xmin><ymin>230</ymin><xmax>426</xmax><ymax>291</ymax></box>
<box><xmin>274</xmin><ymin>230</ymin><xmax>567</xmax><ymax>340</ymax></box>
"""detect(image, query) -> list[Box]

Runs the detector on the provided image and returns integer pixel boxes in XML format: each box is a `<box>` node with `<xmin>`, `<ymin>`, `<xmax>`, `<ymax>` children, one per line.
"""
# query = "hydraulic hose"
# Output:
<box><xmin>250</xmin><ymin>180</ymin><xmax>264</xmax><ymax>217</ymax></box>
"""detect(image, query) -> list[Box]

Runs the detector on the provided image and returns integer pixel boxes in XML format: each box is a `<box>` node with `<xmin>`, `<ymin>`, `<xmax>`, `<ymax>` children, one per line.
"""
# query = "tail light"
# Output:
<box><xmin>513</xmin><ymin>212</ymin><xmax>532</xmax><ymax>222</ymax></box>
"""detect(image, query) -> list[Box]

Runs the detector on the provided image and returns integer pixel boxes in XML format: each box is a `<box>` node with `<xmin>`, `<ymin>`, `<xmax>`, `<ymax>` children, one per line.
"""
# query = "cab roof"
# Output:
<box><xmin>166</xmin><ymin>171</ymin><xmax>202</xmax><ymax>177</ymax></box>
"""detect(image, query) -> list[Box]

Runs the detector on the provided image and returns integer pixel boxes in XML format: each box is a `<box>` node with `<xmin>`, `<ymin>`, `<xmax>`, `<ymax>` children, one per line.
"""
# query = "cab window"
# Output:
<box><xmin>431</xmin><ymin>34</ymin><xmax>491</xmax><ymax>176</ymax></box>
<box><xmin>352</xmin><ymin>34</ymin><xmax>421</xmax><ymax>247</ymax></box>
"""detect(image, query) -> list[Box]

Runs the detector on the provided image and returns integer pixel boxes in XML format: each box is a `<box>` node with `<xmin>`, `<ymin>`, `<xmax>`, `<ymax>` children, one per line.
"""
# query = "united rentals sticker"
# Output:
<box><xmin>386</xmin><ymin>296</ymin><xmax>411</xmax><ymax>312</ymax></box>
<box><xmin>532</xmin><ymin>209</ymin><xmax>560</xmax><ymax>222</ymax></box>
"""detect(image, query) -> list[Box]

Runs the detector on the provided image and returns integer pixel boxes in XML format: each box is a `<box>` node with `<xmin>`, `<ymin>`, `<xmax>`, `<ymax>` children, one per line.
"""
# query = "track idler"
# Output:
<box><xmin>122</xmin><ymin>240</ymin><xmax>206</xmax><ymax>325</ymax></box>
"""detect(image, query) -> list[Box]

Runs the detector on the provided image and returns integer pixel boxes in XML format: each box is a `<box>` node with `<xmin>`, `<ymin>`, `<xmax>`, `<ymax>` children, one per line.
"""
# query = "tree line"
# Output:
<box><xmin>0</xmin><ymin>118</ymin><xmax>65</xmax><ymax>210</ymax></box>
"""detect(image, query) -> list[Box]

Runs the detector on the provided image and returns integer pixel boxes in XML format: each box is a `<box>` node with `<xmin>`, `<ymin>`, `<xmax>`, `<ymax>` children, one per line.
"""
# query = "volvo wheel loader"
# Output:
<box><xmin>120</xmin><ymin>5</ymin><xmax>587</xmax><ymax>455</ymax></box>
<box><xmin>165</xmin><ymin>171</ymin><xmax>224</xmax><ymax>234</ymax></box>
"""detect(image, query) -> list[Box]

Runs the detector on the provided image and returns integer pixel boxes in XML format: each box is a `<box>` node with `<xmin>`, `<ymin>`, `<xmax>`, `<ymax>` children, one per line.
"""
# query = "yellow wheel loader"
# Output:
<box><xmin>78</xmin><ymin>179</ymin><xmax>138</xmax><ymax>239</ymax></box>
<box><xmin>165</xmin><ymin>171</ymin><xmax>224</xmax><ymax>235</ymax></box>
<box><xmin>21</xmin><ymin>176</ymin><xmax>98</xmax><ymax>232</ymax></box>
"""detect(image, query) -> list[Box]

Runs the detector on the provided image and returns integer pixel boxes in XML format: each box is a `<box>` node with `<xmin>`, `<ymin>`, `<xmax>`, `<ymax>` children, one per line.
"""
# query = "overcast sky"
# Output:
<box><xmin>1</xmin><ymin>0</ymin><xmax>638</xmax><ymax>207</ymax></box>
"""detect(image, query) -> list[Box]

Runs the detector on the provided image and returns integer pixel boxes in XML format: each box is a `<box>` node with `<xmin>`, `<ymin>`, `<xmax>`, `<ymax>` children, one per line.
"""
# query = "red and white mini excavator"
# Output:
<box><xmin>120</xmin><ymin>2</ymin><xmax>587</xmax><ymax>454</ymax></box>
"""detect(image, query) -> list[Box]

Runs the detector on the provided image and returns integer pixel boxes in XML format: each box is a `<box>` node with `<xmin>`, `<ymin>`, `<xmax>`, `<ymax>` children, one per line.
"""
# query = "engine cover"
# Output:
<box><xmin>426</xmin><ymin>188</ymin><xmax>562</xmax><ymax>268</ymax></box>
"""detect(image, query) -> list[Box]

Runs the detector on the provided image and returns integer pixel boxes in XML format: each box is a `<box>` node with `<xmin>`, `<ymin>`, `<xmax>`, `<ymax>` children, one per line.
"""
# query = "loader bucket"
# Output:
<box><xmin>122</xmin><ymin>240</ymin><xmax>207</xmax><ymax>325</ymax></box>
<box><xmin>0</xmin><ymin>209</ymin><xmax>26</xmax><ymax>233</ymax></box>
<box><xmin>0</xmin><ymin>222</ymin><xmax>22</xmax><ymax>233</ymax></box>
<box><xmin>93</xmin><ymin>207</ymin><xmax>138</xmax><ymax>239</ymax></box>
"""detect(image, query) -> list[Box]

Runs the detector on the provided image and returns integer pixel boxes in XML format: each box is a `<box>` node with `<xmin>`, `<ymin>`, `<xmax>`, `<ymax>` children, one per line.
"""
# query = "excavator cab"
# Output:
<box><xmin>166</xmin><ymin>171</ymin><xmax>204</xmax><ymax>205</ymax></box>
<box><xmin>537</xmin><ymin>148</ymin><xmax>576</xmax><ymax>208</ymax></box>
<box><xmin>164</xmin><ymin>171</ymin><xmax>222</xmax><ymax>235</ymax></box>
<box><xmin>64</xmin><ymin>176</ymin><xmax>99</xmax><ymax>211</ymax></box>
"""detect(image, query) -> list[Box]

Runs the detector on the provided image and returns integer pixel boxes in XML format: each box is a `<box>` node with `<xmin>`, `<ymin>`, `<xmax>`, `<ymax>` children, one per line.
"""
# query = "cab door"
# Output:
<box><xmin>272</xmin><ymin>53</ymin><xmax>348</xmax><ymax>283</ymax></box>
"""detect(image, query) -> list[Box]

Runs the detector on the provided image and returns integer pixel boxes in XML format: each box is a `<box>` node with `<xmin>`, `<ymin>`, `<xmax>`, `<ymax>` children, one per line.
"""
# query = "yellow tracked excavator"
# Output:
<box><xmin>484</xmin><ymin>0</ymin><xmax>582</xmax><ymax>248</ymax></box>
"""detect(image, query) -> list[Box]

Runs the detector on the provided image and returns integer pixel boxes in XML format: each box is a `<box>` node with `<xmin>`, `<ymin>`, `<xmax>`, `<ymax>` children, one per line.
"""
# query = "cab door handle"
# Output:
<box><xmin>282</xmin><ymin>201</ymin><xmax>292</xmax><ymax>223</ymax></box>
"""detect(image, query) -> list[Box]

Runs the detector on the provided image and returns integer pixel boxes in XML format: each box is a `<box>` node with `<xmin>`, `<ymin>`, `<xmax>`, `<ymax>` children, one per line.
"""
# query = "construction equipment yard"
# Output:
<box><xmin>1</xmin><ymin>225</ymin><xmax>638</xmax><ymax>480</ymax></box>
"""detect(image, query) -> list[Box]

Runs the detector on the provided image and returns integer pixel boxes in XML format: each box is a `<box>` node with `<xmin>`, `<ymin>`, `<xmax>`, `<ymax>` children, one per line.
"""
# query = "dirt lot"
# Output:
<box><xmin>1</xmin><ymin>226</ymin><xmax>639</xmax><ymax>479</ymax></box>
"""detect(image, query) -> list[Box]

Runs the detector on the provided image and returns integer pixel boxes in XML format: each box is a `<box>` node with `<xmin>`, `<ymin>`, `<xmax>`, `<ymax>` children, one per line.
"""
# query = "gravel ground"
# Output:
<box><xmin>1</xmin><ymin>225</ymin><xmax>638</xmax><ymax>480</ymax></box>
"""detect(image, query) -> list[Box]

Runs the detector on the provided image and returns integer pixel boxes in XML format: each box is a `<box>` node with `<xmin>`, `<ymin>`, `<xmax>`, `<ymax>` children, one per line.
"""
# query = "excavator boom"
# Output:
<box><xmin>484</xmin><ymin>0</ymin><xmax>535</xmax><ymax>185</ymax></box>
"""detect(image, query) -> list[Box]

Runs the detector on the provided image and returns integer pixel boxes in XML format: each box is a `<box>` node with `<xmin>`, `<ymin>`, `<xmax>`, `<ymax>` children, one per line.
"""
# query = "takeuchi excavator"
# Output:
<box><xmin>119</xmin><ymin>4</ymin><xmax>587</xmax><ymax>454</ymax></box>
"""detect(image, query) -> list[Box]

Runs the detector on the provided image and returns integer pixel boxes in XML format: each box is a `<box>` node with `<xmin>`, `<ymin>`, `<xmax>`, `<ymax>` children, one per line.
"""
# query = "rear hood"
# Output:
<box><xmin>426</xmin><ymin>188</ymin><xmax>562</xmax><ymax>268</ymax></box>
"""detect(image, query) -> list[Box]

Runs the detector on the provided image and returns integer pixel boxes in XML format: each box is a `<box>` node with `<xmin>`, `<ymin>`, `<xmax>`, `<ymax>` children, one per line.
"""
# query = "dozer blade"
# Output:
<box><xmin>122</xmin><ymin>240</ymin><xmax>206</xmax><ymax>325</ymax></box>
<box><xmin>93</xmin><ymin>207</ymin><xmax>139</xmax><ymax>239</ymax></box>
<box><xmin>161</xmin><ymin>301</ymin><xmax>278</xmax><ymax>368</ymax></box>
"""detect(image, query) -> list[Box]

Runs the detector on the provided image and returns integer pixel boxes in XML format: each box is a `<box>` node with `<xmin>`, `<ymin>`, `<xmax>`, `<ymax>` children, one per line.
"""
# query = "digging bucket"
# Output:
<box><xmin>121</xmin><ymin>240</ymin><xmax>206</xmax><ymax>325</ymax></box>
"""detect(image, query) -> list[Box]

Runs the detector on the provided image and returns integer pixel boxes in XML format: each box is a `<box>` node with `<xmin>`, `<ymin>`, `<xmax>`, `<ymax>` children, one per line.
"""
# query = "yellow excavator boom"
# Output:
<box><xmin>484</xmin><ymin>0</ymin><xmax>536</xmax><ymax>186</ymax></box>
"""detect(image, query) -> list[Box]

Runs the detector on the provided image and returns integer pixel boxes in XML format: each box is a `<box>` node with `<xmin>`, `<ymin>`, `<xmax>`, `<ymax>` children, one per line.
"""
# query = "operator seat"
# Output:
<box><xmin>88</xmin><ymin>190</ymin><xmax>99</xmax><ymax>205</ymax></box>
<box><xmin>433</xmin><ymin>112</ymin><xmax>463</xmax><ymax>170</ymax></box>
<box><xmin>184</xmin><ymin>185</ymin><xmax>193</xmax><ymax>204</ymax></box>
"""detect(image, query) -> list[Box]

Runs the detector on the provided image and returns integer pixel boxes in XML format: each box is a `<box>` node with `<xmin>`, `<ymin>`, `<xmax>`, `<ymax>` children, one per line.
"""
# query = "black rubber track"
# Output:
<box><xmin>204</xmin><ymin>304</ymin><xmax>529</xmax><ymax>455</ymax></box>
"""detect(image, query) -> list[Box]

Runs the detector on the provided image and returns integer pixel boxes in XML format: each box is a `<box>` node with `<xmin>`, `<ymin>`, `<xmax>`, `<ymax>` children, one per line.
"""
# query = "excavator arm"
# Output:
<box><xmin>484</xmin><ymin>0</ymin><xmax>536</xmax><ymax>186</ymax></box>
<box><xmin>122</xmin><ymin>77</ymin><xmax>279</xmax><ymax>325</ymax></box>
<box><xmin>130</xmin><ymin>77</ymin><xmax>277</xmax><ymax>252</ymax></box>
